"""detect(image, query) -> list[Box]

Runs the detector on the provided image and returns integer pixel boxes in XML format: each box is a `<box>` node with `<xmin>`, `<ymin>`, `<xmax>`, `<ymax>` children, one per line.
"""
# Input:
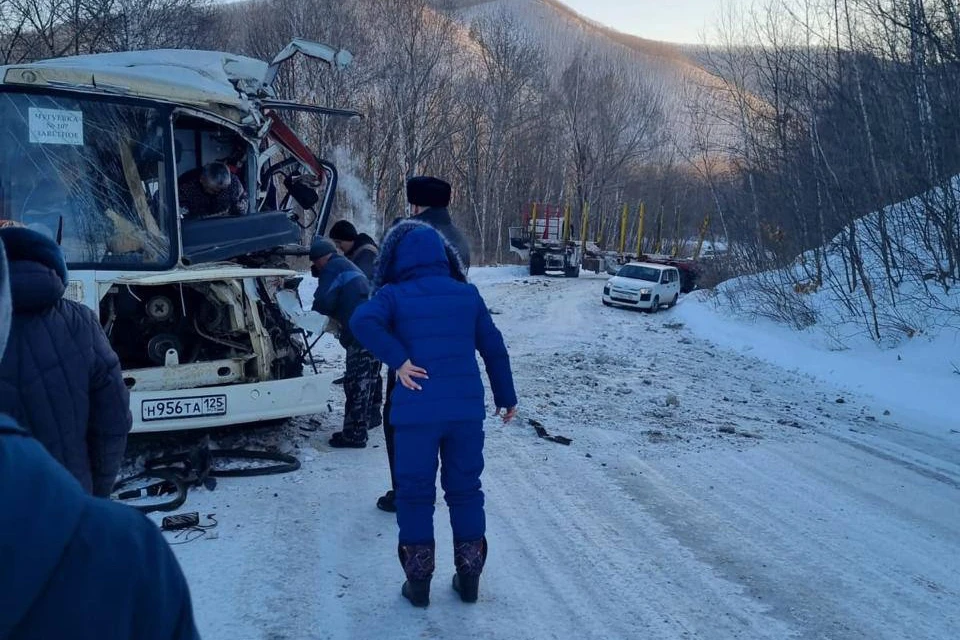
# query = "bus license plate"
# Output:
<box><xmin>141</xmin><ymin>395</ymin><xmax>227</xmax><ymax>422</ymax></box>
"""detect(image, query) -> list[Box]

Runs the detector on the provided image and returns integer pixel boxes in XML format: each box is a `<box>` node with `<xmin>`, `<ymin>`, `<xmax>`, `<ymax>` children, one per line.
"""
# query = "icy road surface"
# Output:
<box><xmin>136</xmin><ymin>268</ymin><xmax>960</xmax><ymax>640</ymax></box>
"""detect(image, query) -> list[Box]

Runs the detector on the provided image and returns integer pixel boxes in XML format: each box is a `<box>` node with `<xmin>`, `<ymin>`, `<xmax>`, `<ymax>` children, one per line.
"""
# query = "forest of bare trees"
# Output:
<box><xmin>0</xmin><ymin>0</ymin><xmax>693</xmax><ymax>260</ymax></box>
<box><xmin>688</xmin><ymin>0</ymin><xmax>960</xmax><ymax>340</ymax></box>
<box><xmin>1</xmin><ymin>0</ymin><xmax>958</xmax><ymax>338</ymax></box>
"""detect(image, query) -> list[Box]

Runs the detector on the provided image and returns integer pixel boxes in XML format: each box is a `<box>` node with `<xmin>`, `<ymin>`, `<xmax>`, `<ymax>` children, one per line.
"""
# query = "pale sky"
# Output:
<box><xmin>560</xmin><ymin>0</ymin><xmax>724</xmax><ymax>45</ymax></box>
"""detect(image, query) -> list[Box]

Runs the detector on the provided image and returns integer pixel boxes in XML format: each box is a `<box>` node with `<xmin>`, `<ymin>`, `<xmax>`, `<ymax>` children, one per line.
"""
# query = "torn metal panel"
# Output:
<box><xmin>122</xmin><ymin>357</ymin><xmax>250</xmax><ymax>392</ymax></box>
<box><xmin>0</xmin><ymin>41</ymin><xmax>356</xmax><ymax>127</ymax></box>
<box><xmin>263</xmin><ymin>39</ymin><xmax>353</xmax><ymax>89</ymax></box>
<box><xmin>110</xmin><ymin>266</ymin><xmax>296</xmax><ymax>286</ymax></box>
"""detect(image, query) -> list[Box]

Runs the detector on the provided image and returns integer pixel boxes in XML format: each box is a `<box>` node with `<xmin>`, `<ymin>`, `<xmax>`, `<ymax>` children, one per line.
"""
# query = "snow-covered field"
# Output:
<box><xmin>128</xmin><ymin>267</ymin><xmax>960</xmax><ymax>640</ymax></box>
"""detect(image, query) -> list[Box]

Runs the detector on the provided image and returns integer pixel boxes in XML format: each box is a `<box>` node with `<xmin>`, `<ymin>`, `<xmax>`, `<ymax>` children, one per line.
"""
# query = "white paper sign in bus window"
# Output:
<box><xmin>28</xmin><ymin>108</ymin><xmax>84</xmax><ymax>146</ymax></box>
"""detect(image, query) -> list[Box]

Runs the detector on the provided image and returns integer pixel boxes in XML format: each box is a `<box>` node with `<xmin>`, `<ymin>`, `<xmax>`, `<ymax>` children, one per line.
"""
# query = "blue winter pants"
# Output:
<box><xmin>394</xmin><ymin>421</ymin><xmax>485</xmax><ymax>545</ymax></box>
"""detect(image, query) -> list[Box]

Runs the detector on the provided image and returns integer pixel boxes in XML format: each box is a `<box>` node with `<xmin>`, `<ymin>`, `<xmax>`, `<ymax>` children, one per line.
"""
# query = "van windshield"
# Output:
<box><xmin>0</xmin><ymin>91</ymin><xmax>174</xmax><ymax>268</ymax></box>
<box><xmin>617</xmin><ymin>265</ymin><xmax>661</xmax><ymax>282</ymax></box>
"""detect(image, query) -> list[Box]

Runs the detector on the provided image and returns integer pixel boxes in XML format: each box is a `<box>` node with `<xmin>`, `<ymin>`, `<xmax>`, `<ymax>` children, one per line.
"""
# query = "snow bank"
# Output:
<box><xmin>674</xmin><ymin>293</ymin><xmax>958</xmax><ymax>435</ymax></box>
<box><xmin>677</xmin><ymin>175</ymin><xmax>960</xmax><ymax>434</ymax></box>
<box><xmin>713</xmin><ymin>177</ymin><xmax>960</xmax><ymax>348</ymax></box>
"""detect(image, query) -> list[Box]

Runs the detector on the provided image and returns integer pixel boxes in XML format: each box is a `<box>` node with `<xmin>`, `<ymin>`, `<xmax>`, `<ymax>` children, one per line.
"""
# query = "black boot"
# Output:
<box><xmin>376</xmin><ymin>490</ymin><xmax>396</xmax><ymax>513</ymax></box>
<box><xmin>452</xmin><ymin>537</ymin><xmax>487</xmax><ymax>603</ymax></box>
<box><xmin>329</xmin><ymin>430</ymin><xmax>367</xmax><ymax>448</ymax></box>
<box><xmin>398</xmin><ymin>543</ymin><xmax>434</xmax><ymax>608</ymax></box>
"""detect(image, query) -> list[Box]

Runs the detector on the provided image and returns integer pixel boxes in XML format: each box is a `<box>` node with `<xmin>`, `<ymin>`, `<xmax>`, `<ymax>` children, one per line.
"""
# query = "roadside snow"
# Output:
<box><xmin>125</xmin><ymin>268</ymin><xmax>960</xmax><ymax>640</ymax></box>
<box><xmin>691</xmin><ymin>175</ymin><xmax>960</xmax><ymax>438</ymax></box>
<box><xmin>674</xmin><ymin>292</ymin><xmax>959</xmax><ymax>436</ymax></box>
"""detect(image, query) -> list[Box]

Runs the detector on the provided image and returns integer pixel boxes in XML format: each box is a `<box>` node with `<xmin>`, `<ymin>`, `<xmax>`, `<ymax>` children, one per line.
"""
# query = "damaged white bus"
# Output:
<box><xmin>0</xmin><ymin>40</ymin><xmax>358</xmax><ymax>432</ymax></box>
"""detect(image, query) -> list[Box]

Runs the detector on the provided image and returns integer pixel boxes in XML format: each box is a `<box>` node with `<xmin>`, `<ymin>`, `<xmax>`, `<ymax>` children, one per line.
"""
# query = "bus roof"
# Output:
<box><xmin>0</xmin><ymin>49</ymin><xmax>271</xmax><ymax>124</ymax></box>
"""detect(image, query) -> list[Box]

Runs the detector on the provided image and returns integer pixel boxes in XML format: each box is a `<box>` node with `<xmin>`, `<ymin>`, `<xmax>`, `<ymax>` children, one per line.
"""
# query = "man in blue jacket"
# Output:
<box><xmin>0</xmin><ymin>237</ymin><xmax>201</xmax><ymax>639</ymax></box>
<box><xmin>310</xmin><ymin>237</ymin><xmax>383</xmax><ymax>448</ymax></box>
<box><xmin>350</xmin><ymin>220</ymin><xmax>517</xmax><ymax>608</ymax></box>
<box><xmin>0</xmin><ymin>223</ymin><xmax>132</xmax><ymax>497</ymax></box>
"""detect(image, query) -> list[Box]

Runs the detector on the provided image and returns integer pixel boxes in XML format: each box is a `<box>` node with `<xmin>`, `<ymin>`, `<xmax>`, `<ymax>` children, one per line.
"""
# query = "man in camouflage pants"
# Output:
<box><xmin>342</xmin><ymin>344</ymin><xmax>383</xmax><ymax>442</ymax></box>
<box><xmin>310</xmin><ymin>238</ymin><xmax>382</xmax><ymax>448</ymax></box>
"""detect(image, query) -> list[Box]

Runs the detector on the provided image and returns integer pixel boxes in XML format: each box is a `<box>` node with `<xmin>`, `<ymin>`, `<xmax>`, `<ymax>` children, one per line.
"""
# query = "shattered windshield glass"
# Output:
<box><xmin>0</xmin><ymin>91</ymin><xmax>173</xmax><ymax>267</ymax></box>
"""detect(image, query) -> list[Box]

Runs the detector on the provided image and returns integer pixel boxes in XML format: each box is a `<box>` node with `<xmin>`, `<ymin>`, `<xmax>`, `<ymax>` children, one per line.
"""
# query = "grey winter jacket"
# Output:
<box><xmin>312</xmin><ymin>254</ymin><xmax>371</xmax><ymax>349</ymax></box>
<box><xmin>0</xmin><ymin>226</ymin><xmax>132</xmax><ymax>497</ymax></box>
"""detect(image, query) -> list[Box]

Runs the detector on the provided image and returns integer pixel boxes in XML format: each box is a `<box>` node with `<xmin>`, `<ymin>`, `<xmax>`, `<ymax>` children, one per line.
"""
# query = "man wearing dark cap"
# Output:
<box><xmin>329</xmin><ymin>220</ymin><xmax>379</xmax><ymax>280</ymax></box>
<box><xmin>310</xmin><ymin>237</ymin><xmax>383</xmax><ymax>448</ymax></box>
<box><xmin>374</xmin><ymin>176</ymin><xmax>472</xmax><ymax>513</ymax></box>
<box><xmin>405</xmin><ymin>176</ymin><xmax>471</xmax><ymax>270</ymax></box>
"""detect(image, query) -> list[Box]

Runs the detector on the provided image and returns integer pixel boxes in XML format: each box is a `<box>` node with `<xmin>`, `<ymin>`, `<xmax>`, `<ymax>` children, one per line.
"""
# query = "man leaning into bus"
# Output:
<box><xmin>177</xmin><ymin>161</ymin><xmax>248</xmax><ymax>218</ymax></box>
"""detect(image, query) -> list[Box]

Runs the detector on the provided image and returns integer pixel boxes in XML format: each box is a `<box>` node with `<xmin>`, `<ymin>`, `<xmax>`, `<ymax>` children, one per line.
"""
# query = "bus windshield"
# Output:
<box><xmin>0</xmin><ymin>91</ymin><xmax>174</xmax><ymax>268</ymax></box>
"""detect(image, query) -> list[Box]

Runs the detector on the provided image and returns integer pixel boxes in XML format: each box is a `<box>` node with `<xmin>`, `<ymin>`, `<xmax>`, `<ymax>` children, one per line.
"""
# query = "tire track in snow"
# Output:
<box><xmin>476</xmin><ymin>433</ymin><xmax>799</xmax><ymax>639</ymax></box>
<box><xmin>607</xmin><ymin>440</ymin><xmax>960</xmax><ymax>640</ymax></box>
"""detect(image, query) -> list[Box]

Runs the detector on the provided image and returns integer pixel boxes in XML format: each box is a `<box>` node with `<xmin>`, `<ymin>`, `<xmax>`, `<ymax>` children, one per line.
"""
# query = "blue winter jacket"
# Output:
<box><xmin>312</xmin><ymin>253</ymin><xmax>371</xmax><ymax>349</ymax></box>
<box><xmin>0</xmin><ymin>414</ymin><xmax>200</xmax><ymax>639</ymax></box>
<box><xmin>350</xmin><ymin>221</ymin><xmax>516</xmax><ymax>426</ymax></box>
<box><xmin>0</xmin><ymin>226</ymin><xmax>132</xmax><ymax>497</ymax></box>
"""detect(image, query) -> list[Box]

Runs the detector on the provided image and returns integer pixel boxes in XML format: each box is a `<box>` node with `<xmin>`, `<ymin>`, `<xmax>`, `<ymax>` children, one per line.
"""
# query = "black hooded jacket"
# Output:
<box><xmin>0</xmin><ymin>226</ymin><xmax>132</xmax><ymax>497</ymax></box>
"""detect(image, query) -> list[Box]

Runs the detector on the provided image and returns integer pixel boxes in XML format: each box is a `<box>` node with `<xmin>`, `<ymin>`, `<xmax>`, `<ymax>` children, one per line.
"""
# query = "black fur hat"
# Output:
<box><xmin>406</xmin><ymin>176</ymin><xmax>451</xmax><ymax>208</ymax></box>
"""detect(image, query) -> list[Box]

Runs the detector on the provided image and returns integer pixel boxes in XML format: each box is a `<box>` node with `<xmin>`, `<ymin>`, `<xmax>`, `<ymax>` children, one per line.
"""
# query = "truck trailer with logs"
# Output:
<box><xmin>509</xmin><ymin>202</ymin><xmax>709</xmax><ymax>292</ymax></box>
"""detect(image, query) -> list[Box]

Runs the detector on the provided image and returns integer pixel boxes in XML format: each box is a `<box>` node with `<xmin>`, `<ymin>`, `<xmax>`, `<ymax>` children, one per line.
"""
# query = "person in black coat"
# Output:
<box><xmin>407</xmin><ymin>176</ymin><xmax>471</xmax><ymax>271</ymax></box>
<box><xmin>0</xmin><ymin>239</ymin><xmax>201</xmax><ymax>640</ymax></box>
<box><xmin>328</xmin><ymin>219</ymin><xmax>379</xmax><ymax>280</ymax></box>
<box><xmin>310</xmin><ymin>237</ymin><xmax>383</xmax><ymax>448</ymax></box>
<box><xmin>0</xmin><ymin>224</ymin><xmax>132</xmax><ymax>497</ymax></box>
<box><xmin>373</xmin><ymin>177</ymin><xmax>474</xmax><ymax>513</ymax></box>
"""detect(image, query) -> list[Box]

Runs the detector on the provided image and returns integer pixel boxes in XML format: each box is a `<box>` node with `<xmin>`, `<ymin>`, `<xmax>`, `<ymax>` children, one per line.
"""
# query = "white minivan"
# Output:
<box><xmin>602</xmin><ymin>262</ymin><xmax>681</xmax><ymax>312</ymax></box>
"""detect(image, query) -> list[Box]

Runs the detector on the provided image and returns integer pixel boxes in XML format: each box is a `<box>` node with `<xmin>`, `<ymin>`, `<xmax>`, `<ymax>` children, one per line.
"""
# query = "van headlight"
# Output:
<box><xmin>640</xmin><ymin>288</ymin><xmax>651</xmax><ymax>295</ymax></box>
<box><xmin>603</xmin><ymin>285</ymin><xmax>611</xmax><ymax>294</ymax></box>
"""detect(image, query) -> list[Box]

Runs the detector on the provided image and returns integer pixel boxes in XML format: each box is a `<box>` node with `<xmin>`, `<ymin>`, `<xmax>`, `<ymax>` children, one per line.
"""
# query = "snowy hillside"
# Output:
<box><xmin>442</xmin><ymin>0</ymin><xmax>739</xmax><ymax>150</ymax></box>
<box><xmin>705</xmin><ymin>176</ymin><xmax>960</xmax><ymax>344</ymax></box>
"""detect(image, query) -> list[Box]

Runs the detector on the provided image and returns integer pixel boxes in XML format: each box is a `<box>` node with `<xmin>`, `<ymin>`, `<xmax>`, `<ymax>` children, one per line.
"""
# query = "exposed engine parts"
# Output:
<box><xmin>147</xmin><ymin>333</ymin><xmax>183</xmax><ymax>365</ymax></box>
<box><xmin>145</xmin><ymin>295</ymin><xmax>175</xmax><ymax>322</ymax></box>
<box><xmin>100</xmin><ymin>280</ymin><xmax>307</xmax><ymax>389</ymax></box>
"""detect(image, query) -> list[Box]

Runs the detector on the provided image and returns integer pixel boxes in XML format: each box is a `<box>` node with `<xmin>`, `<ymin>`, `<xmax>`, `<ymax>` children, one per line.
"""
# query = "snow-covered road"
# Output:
<box><xmin>137</xmin><ymin>269</ymin><xmax>960</xmax><ymax>639</ymax></box>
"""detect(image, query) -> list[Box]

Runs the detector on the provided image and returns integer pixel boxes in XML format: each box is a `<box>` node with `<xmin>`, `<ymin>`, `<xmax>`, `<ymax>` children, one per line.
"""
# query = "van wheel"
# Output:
<box><xmin>649</xmin><ymin>296</ymin><xmax>659</xmax><ymax>314</ymax></box>
<box><xmin>668</xmin><ymin>293</ymin><xmax>678</xmax><ymax>308</ymax></box>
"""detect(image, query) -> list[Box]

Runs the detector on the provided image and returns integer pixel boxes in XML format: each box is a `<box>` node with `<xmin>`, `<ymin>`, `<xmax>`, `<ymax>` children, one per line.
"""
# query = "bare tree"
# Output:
<box><xmin>448</xmin><ymin>9</ymin><xmax>546</xmax><ymax>261</ymax></box>
<box><xmin>558</xmin><ymin>49</ymin><xmax>665</xmax><ymax>241</ymax></box>
<box><xmin>1</xmin><ymin>0</ymin><xmax>210</xmax><ymax>60</ymax></box>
